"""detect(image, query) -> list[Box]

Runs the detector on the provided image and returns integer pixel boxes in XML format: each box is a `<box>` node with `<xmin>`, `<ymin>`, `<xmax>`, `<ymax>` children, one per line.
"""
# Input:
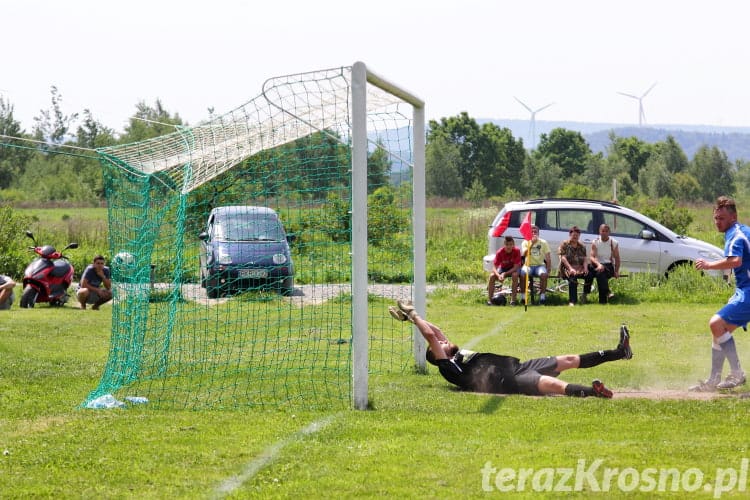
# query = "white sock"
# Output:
<box><xmin>717</xmin><ymin>332</ymin><xmax>732</xmax><ymax>344</ymax></box>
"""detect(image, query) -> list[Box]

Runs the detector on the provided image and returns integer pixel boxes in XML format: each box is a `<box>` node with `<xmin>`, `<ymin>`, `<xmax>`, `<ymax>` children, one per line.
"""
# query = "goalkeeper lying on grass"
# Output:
<box><xmin>389</xmin><ymin>300</ymin><xmax>632</xmax><ymax>398</ymax></box>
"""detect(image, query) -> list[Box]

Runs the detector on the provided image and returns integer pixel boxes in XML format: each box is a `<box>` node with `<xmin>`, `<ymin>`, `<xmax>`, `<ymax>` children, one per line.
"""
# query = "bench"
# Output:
<box><xmin>494</xmin><ymin>272</ymin><xmax>628</xmax><ymax>304</ymax></box>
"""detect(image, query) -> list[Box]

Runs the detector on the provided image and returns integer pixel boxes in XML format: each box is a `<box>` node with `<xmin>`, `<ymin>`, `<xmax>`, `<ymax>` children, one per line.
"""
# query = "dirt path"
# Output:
<box><xmin>178</xmin><ymin>283</ymin><xmax>483</xmax><ymax>306</ymax></box>
<box><xmin>471</xmin><ymin>389</ymin><xmax>746</xmax><ymax>400</ymax></box>
<box><xmin>613</xmin><ymin>389</ymin><xmax>748</xmax><ymax>400</ymax></box>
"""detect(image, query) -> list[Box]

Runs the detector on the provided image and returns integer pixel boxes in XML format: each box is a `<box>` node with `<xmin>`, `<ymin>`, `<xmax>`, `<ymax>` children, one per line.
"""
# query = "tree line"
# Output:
<box><xmin>1</xmin><ymin>88</ymin><xmax>747</xmax><ymax>206</ymax></box>
<box><xmin>0</xmin><ymin>88</ymin><xmax>187</xmax><ymax>205</ymax></box>
<box><xmin>427</xmin><ymin>112</ymin><xmax>748</xmax><ymax>205</ymax></box>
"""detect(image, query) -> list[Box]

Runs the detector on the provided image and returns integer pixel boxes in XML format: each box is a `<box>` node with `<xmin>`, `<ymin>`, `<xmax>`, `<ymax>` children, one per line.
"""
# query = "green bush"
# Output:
<box><xmin>557</xmin><ymin>183</ymin><xmax>597</xmax><ymax>199</ymax></box>
<box><xmin>426</xmin><ymin>263</ymin><xmax>463</xmax><ymax>283</ymax></box>
<box><xmin>464</xmin><ymin>178</ymin><xmax>487</xmax><ymax>206</ymax></box>
<box><xmin>0</xmin><ymin>205</ymin><xmax>33</xmax><ymax>276</ymax></box>
<box><xmin>368</xmin><ymin>186</ymin><xmax>406</xmax><ymax>244</ymax></box>
<box><xmin>0</xmin><ymin>188</ymin><xmax>28</xmax><ymax>203</ymax></box>
<box><xmin>641</xmin><ymin>197</ymin><xmax>693</xmax><ymax>234</ymax></box>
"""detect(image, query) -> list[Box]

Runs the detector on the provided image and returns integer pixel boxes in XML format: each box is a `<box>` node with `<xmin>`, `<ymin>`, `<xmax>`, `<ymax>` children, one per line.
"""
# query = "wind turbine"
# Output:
<box><xmin>514</xmin><ymin>97</ymin><xmax>554</xmax><ymax>148</ymax></box>
<box><xmin>617</xmin><ymin>82</ymin><xmax>657</xmax><ymax>127</ymax></box>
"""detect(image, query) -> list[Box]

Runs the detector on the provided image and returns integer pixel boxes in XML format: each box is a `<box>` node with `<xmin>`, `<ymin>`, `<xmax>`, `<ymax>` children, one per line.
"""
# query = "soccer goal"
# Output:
<box><xmin>84</xmin><ymin>62</ymin><xmax>425</xmax><ymax>410</ymax></box>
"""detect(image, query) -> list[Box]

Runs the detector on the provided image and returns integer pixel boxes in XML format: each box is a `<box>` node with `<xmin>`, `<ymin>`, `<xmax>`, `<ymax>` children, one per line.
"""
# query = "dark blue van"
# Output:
<box><xmin>199</xmin><ymin>206</ymin><xmax>295</xmax><ymax>298</ymax></box>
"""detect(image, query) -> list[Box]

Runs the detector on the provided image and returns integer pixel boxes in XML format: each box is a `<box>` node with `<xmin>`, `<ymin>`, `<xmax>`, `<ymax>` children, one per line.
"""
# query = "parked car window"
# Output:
<box><xmin>601</xmin><ymin>212</ymin><xmax>646</xmax><ymax>239</ymax></box>
<box><xmin>222</xmin><ymin>217</ymin><xmax>284</xmax><ymax>241</ymax></box>
<box><xmin>556</xmin><ymin>210</ymin><xmax>594</xmax><ymax>233</ymax></box>
<box><xmin>211</xmin><ymin>221</ymin><xmax>226</xmax><ymax>240</ymax></box>
<box><xmin>536</xmin><ymin>210</ymin><xmax>554</xmax><ymax>230</ymax></box>
<box><xmin>506</xmin><ymin>209</ymin><xmax>544</xmax><ymax>229</ymax></box>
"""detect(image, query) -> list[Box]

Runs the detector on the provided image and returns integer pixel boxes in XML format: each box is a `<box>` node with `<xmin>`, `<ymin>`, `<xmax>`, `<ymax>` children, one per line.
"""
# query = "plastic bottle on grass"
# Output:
<box><xmin>125</xmin><ymin>396</ymin><xmax>149</xmax><ymax>404</ymax></box>
<box><xmin>85</xmin><ymin>394</ymin><xmax>126</xmax><ymax>409</ymax></box>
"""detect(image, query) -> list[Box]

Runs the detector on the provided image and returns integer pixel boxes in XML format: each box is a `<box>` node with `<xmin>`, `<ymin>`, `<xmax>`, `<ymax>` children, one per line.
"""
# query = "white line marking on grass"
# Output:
<box><xmin>462</xmin><ymin>316</ymin><xmax>520</xmax><ymax>351</ymax></box>
<box><xmin>212</xmin><ymin>413</ymin><xmax>338</xmax><ymax>498</ymax></box>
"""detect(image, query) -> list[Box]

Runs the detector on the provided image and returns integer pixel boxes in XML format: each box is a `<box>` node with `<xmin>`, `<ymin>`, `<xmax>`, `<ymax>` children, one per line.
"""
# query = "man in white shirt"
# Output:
<box><xmin>583</xmin><ymin>224</ymin><xmax>621</xmax><ymax>304</ymax></box>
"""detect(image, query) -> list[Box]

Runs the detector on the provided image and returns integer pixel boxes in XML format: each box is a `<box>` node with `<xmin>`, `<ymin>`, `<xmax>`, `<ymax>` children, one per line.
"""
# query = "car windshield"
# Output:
<box><xmin>215</xmin><ymin>216</ymin><xmax>284</xmax><ymax>242</ymax></box>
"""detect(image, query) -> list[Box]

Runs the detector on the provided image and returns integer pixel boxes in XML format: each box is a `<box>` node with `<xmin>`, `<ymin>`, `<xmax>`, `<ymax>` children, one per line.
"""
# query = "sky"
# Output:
<box><xmin>3</xmin><ymin>0</ymin><xmax>750</xmax><ymax>135</ymax></box>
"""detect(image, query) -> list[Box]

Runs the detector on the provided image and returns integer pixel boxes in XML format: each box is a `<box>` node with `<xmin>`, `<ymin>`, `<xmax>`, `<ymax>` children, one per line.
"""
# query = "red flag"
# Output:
<box><xmin>491</xmin><ymin>211</ymin><xmax>512</xmax><ymax>237</ymax></box>
<box><xmin>519</xmin><ymin>211</ymin><xmax>533</xmax><ymax>241</ymax></box>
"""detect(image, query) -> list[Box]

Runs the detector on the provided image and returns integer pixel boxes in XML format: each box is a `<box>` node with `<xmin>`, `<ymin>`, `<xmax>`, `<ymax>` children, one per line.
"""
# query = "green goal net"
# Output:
<box><xmin>84</xmin><ymin>63</ymin><xmax>425</xmax><ymax>410</ymax></box>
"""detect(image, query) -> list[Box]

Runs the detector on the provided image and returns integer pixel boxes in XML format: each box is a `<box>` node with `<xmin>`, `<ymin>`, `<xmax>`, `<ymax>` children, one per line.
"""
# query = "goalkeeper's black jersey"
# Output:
<box><xmin>436</xmin><ymin>349</ymin><xmax>521</xmax><ymax>394</ymax></box>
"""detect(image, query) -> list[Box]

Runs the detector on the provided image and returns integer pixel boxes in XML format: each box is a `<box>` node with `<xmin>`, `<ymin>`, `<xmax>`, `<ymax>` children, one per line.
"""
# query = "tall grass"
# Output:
<box><xmin>607</xmin><ymin>266</ymin><xmax>732</xmax><ymax>304</ymax></box>
<box><xmin>426</xmin><ymin>207</ymin><xmax>495</xmax><ymax>282</ymax></box>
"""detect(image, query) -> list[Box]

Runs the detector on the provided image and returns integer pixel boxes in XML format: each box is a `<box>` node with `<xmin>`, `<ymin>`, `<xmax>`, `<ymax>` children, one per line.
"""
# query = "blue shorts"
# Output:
<box><xmin>520</xmin><ymin>265</ymin><xmax>548</xmax><ymax>277</ymax></box>
<box><xmin>717</xmin><ymin>288</ymin><xmax>750</xmax><ymax>329</ymax></box>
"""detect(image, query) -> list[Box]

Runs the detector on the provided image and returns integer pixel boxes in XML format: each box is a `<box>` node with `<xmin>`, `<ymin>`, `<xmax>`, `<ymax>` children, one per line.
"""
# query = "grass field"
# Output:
<box><xmin>3</xmin><ymin>286</ymin><xmax>750</xmax><ymax>498</ymax></box>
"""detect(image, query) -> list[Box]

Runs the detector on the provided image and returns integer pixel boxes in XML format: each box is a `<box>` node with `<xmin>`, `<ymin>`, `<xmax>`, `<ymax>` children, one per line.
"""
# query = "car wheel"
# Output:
<box><xmin>207</xmin><ymin>284</ymin><xmax>221</xmax><ymax>299</ymax></box>
<box><xmin>280</xmin><ymin>276</ymin><xmax>294</xmax><ymax>296</ymax></box>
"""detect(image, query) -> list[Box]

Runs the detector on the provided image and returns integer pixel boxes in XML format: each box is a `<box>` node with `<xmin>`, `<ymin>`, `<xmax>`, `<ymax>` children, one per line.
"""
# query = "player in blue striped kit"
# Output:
<box><xmin>691</xmin><ymin>196</ymin><xmax>750</xmax><ymax>392</ymax></box>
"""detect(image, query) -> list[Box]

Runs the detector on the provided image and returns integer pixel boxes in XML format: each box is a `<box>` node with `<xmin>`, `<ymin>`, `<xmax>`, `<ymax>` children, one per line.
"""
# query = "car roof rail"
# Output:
<box><xmin>524</xmin><ymin>198</ymin><xmax>622</xmax><ymax>209</ymax></box>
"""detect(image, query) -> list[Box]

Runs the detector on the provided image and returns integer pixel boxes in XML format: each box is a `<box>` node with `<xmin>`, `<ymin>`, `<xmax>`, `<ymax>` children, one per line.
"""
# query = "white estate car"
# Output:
<box><xmin>483</xmin><ymin>199</ymin><xmax>727</xmax><ymax>278</ymax></box>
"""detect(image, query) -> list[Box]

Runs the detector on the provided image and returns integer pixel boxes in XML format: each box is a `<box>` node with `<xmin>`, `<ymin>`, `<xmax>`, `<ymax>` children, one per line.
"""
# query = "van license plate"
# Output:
<box><xmin>239</xmin><ymin>269</ymin><xmax>267</xmax><ymax>278</ymax></box>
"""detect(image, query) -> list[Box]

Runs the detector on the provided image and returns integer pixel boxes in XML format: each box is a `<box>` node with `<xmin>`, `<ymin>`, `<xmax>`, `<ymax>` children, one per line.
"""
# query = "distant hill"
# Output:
<box><xmin>585</xmin><ymin>127</ymin><xmax>750</xmax><ymax>162</ymax></box>
<box><xmin>482</xmin><ymin>119</ymin><xmax>750</xmax><ymax>162</ymax></box>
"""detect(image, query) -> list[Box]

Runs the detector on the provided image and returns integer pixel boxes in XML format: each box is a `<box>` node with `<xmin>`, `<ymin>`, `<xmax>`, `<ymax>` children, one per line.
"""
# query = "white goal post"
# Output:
<box><xmin>351</xmin><ymin>61</ymin><xmax>426</xmax><ymax>410</ymax></box>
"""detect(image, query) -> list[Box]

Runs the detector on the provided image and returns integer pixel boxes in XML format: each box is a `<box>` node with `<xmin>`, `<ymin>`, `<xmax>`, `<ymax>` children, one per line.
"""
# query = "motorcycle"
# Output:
<box><xmin>20</xmin><ymin>230</ymin><xmax>79</xmax><ymax>308</ymax></box>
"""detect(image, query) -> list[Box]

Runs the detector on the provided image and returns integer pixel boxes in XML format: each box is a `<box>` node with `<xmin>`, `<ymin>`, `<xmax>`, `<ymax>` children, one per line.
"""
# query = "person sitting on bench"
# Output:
<box><xmin>583</xmin><ymin>223</ymin><xmax>621</xmax><ymax>304</ymax></box>
<box><xmin>520</xmin><ymin>225</ymin><xmax>552</xmax><ymax>304</ymax></box>
<box><xmin>487</xmin><ymin>236</ymin><xmax>522</xmax><ymax>305</ymax></box>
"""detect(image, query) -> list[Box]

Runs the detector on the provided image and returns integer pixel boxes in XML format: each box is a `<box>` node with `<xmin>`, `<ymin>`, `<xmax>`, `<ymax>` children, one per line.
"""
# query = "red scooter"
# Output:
<box><xmin>20</xmin><ymin>230</ymin><xmax>79</xmax><ymax>308</ymax></box>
